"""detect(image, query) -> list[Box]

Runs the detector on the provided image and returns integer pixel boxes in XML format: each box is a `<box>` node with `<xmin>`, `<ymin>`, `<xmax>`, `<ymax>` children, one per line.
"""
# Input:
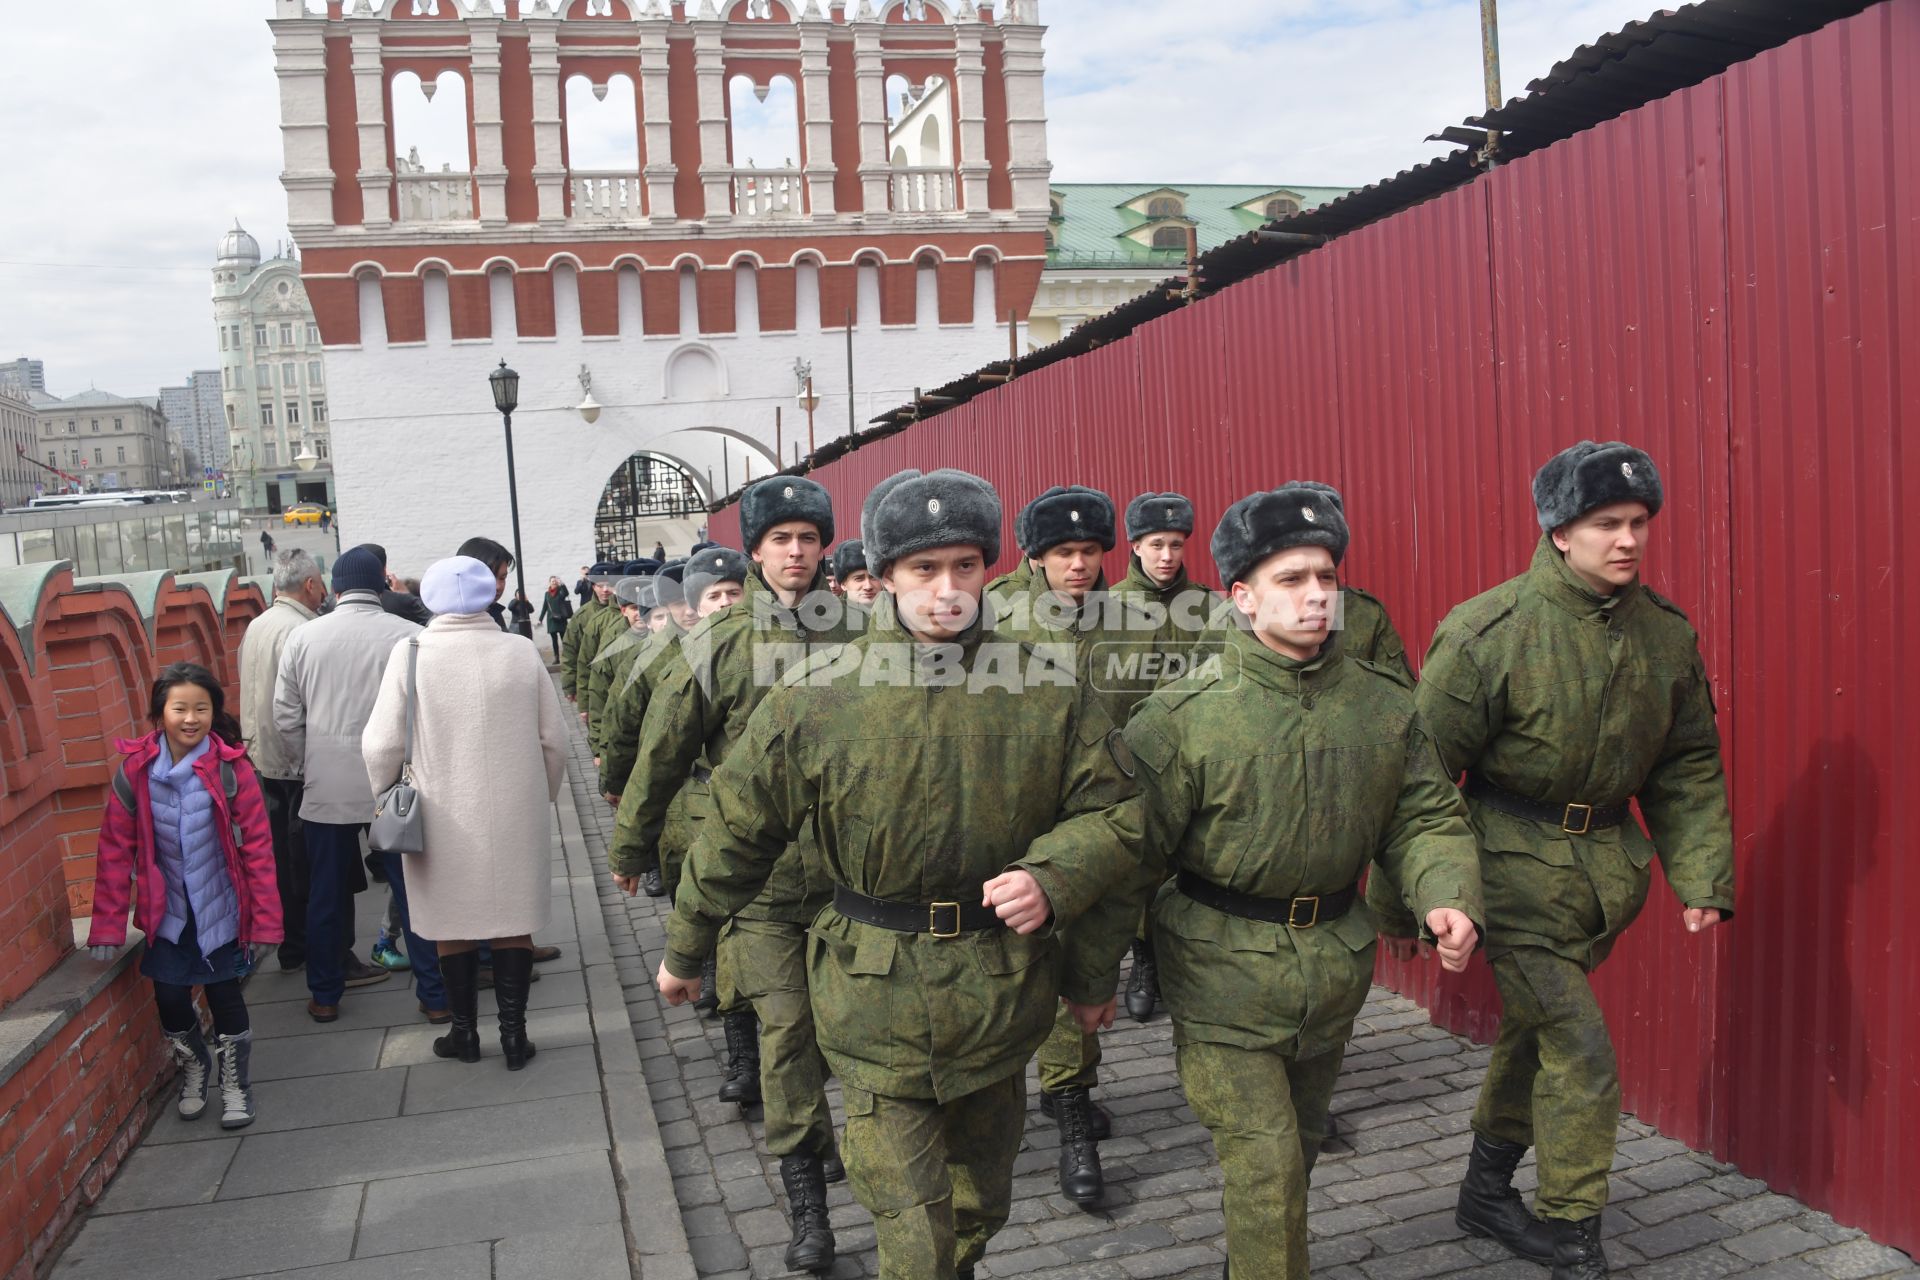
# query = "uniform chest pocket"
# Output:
<box><xmin>967</xmin><ymin>930</ymin><xmax>1051</xmax><ymax>977</ymax></box>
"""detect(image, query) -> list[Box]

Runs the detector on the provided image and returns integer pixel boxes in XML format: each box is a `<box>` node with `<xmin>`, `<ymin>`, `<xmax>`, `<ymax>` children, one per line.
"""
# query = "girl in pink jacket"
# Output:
<box><xmin>88</xmin><ymin>662</ymin><xmax>283</xmax><ymax>1129</ymax></box>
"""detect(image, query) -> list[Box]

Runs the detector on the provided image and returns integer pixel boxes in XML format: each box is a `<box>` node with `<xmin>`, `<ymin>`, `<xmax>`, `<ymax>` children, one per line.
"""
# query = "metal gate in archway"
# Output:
<box><xmin>594</xmin><ymin>452</ymin><xmax>705</xmax><ymax>561</ymax></box>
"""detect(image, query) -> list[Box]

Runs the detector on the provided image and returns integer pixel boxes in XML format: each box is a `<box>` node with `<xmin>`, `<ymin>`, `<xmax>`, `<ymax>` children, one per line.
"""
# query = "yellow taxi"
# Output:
<box><xmin>283</xmin><ymin>503</ymin><xmax>328</xmax><ymax>526</ymax></box>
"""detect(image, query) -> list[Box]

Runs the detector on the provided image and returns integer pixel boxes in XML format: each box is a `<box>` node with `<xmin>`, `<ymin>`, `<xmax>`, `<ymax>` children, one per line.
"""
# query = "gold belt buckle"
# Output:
<box><xmin>1562</xmin><ymin>803</ymin><xmax>1593</xmax><ymax>835</ymax></box>
<box><xmin>1287</xmin><ymin>895</ymin><xmax>1320</xmax><ymax>929</ymax></box>
<box><xmin>928</xmin><ymin>902</ymin><xmax>962</xmax><ymax>939</ymax></box>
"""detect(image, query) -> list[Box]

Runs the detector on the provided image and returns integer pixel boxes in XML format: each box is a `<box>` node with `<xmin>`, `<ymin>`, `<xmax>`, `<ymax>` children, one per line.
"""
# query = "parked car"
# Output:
<box><xmin>283</xmin><ymin>503</ymin><xmax>327</xmax><ymax>526</ymax></box>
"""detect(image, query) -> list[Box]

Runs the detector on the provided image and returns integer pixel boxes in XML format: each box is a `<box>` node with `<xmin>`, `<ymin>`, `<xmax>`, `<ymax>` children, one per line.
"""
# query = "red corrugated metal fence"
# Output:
<box><xmin>706</xmin><ymin>2</ymin><xmax>1919</xmax><ymax>1250</ymax></box>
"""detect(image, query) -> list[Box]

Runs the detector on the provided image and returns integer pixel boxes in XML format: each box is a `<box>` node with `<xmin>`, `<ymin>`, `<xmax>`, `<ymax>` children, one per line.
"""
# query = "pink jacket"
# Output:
<box><xmin>86</xmin><ymin>731</ymin><xmax>285</xmax><ymax>951</ymax></box>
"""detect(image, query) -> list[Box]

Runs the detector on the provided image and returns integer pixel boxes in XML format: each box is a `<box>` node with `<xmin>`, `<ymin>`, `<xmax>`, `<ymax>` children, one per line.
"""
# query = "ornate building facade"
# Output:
<box><xmin>212</xmin><ymin>225</ymin><xmax>337</xmax><ymax>512</ymax></box>
<box><xmin>270</xmin><ymin>0</ymin><xmax>1053</xmax><ymax>575</ymax></box>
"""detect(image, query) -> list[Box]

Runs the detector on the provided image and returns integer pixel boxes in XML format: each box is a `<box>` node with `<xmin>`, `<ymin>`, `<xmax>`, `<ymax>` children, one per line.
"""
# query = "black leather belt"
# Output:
<box><xmin>1465</xmin><ymin>773</ymin><xmax>1629</xmax><ymax>835</ymax></box>
<box><xmin>1175</xmin><ymin>870</ymin><xmax>1357</xmax><ymax>929</ymax></box>
<box><xmin>833</xmin><ymin>884</ymin><xmax>1005</xmax><ymax>938</ymax></box>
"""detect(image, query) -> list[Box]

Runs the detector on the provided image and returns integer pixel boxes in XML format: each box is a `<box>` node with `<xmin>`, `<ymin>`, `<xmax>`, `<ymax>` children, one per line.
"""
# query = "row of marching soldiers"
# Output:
<box><xmin>554</xmin><ymin>440</ymin><xmax>1735</xmax><ymax>1280</ymax></box>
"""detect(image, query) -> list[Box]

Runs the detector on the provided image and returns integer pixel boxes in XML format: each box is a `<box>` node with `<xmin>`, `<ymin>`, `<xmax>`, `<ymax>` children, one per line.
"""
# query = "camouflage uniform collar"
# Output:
<box><xmin>1529</xmin><ymin>535</ymin><xmax>1643</xmax><ymax>620</ymax></box>
<box><xmin>1226</xmin><ymin>623</ymin><xmax>1346</xmax><ymax>693</ymax></box>
<box><xmin>867</xmin><ymin>589</ymin><xmax>990</xmax><ymax>655</ymax></box>
<box><xmin>1026</xmin><ymin>563</ymin><xmax>1111</xmax><ymax>630</ymax></box>
<box><xmin>746</xmin><ymin>563</ymin><xmax>837</xmax><ymax>633</ymax></box>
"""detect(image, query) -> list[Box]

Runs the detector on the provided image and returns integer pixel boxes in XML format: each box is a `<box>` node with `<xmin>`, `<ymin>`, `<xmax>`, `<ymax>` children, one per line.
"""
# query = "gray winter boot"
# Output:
<box><xmin>165</xmin><ymin>1026</ymin><xmax>214</xmax><ymax>1121</ymax></box>
<box><xmin>215</xmin><ymin>1030</ymin><xmax>256</xmax><ymax>1130</ymax></box>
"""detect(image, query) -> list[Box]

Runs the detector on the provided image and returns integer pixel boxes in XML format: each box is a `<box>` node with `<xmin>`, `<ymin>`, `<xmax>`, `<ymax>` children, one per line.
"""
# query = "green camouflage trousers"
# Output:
<box><xmin>1037</xmin><ymin>1001</ymin><xmax>1101</xmax><ymax>1093</ymax></box>
<box><xmin>842</xmin><ymin>1073</ymin><xmax>1025</xmax><ymax>1279</ymax></box>
<box><xmin>1473</xmin><ymin>947</ymin><xmax>1620</xmax><ymax>1219</ymax></box>
<box><xmin>658</xmin><ymin>789</ymin><xmax>697</xmax><ymax>903</ymax></box>
<box><xmin>1177</xmin><ymin>1040</ymin><xmax>1345</xmax><ymax>1280</ymax></box>
<box><xmin>716</xmin><ymin>918</ymin><xmax>832</xmax><ymax>1156</ymax></box>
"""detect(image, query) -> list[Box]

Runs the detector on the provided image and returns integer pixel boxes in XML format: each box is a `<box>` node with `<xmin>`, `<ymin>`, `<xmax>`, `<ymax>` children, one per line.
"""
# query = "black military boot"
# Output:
<box><xmin>1455</xmin><ymin>1134</ymin><xmax>1554</xmax><ymax>1262</ymax></box>
<box><xmin>1053</xmin><ymin>1086</ymin><xmax>1104</xmax><ymax>1206</ymax></box>
<box><xmin>491</xmin><ymin>947</ymin><xmax>538</xmax><ymax>1071</ymax></box>
<box><xmin>1549</xmin><ymin>1215</ymin><xmax>1608</xmax><ymax>1279</ymax></box>
<box><xmin>778</xmin><ymin>1153</ymin><xmax>837</xmax><ymax>1273</ymax></box>
<box><xmin>1123</xmin><ymin>937</ymin><xmax>1159</xmax><ymax>1022</ymax></box>
<box><xmin>692</xmin><ymin>951</ymin><xmax>720</xmax><ymax>1016</ymax></box>
<box><xmin>1040</xmin><ymin>1087</ymin><xmax>1111</xmax><ymax>1141</ymax></box>
<box><xmin>718</xmin><ymin>1011</ymin><xmax>762</xmax><ymax>1105</ymax></box>
<box><xmin>820</xmin><ymin>1136</ymin><xmax>845</xmax><ymax>1184</ymax></box>
<box><xmin>641</xmin><ymin>861</ymin><xmax>665</xmax><ymax>897</ymax></box>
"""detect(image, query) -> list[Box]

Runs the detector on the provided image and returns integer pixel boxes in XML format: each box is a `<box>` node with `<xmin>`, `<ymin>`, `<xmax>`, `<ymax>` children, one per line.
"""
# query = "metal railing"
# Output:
<box><xmin>572</xmin><ymin>171</ymin><xmax>646</xmax><ymax>222</ymax></box>
<box><xmin>889</xmin><ymin>166</ymin><xmax>958</xmax><ymax>214</ymax></box>
<box><xmin>394</xmin><ymin>171</ymin><xmax>475</xmax><ymax>223</ymax></box>
<box><xmin>732</xmin><ymin>168</ymin><xmax>804</xmax><ymax>219</ymax></box>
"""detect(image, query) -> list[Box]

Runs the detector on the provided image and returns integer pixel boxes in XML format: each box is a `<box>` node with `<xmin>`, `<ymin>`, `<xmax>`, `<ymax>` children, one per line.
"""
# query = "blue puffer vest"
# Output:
<box><xmin>150</xmin><ymin>737</ymin><xmax>240</xmax><ymax>957</ymax></box>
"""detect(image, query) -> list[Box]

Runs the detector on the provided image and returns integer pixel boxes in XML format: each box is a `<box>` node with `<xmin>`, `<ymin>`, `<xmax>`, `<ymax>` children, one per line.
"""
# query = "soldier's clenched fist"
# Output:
<box><xmin>656</xmin><ymin>962</ymin><xmax>701</xmax><ymax>1006</ymax></box>
<box><xmin>982</xmin><ymin>869</ymin><xmax>1052</xmax><ymax>934</ymax></box>
<box><xmin>1425</xmin><ymin>907</ymin><xmax>1479</xmax><ymax>972</ymax></box>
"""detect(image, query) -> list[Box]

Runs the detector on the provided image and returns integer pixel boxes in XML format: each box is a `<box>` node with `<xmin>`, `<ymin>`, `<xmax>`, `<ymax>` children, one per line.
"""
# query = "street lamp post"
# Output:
<box><xmin>488</xmin><ymin>360</ymin><xmax>534</xmax><ymax>638</ymax></box>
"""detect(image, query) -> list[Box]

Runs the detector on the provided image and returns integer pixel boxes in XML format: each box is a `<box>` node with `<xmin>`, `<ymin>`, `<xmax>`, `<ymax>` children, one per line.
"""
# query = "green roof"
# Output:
<box><xmin>1045</xmin><ymin>182</ymin><xmax>1351</xmax><ymax>270</ymax></box>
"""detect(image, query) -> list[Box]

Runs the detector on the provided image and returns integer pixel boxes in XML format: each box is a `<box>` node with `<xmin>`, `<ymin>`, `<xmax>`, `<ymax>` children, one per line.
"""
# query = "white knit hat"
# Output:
<box><xmin>421</xmin><ymin>555</ymin><xmax>499</xmax><ymax>615</ymax></box>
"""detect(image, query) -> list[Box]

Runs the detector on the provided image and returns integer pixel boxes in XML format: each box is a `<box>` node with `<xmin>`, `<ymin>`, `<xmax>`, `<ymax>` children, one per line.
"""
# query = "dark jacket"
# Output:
<box><xmin>380</xmin><ymin>589</ymin><xmax>434</xmax><ymax>626</ymax></box>
<box><xmin>539</xmin><ymin>587</ymin><xmax>574</xmax><ymax>634</ymax></box>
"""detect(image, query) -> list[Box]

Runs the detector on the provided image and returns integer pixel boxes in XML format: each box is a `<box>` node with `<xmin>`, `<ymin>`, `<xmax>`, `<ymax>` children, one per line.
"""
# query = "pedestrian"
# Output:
<box><xmin>658</xmin><ymin>468</ymin><xmax>1138</xmax><ymax>1280</ymax></box>
<box><xmin>574</xmin><ymin>564</ymin><xmax>593</xmax><ymax>609</ymax></box>
<box><xmin>1377</xmin><ymin>441</ymin><xmax>1734</xmax><ymax>1280</ymax></box>
<box><xmin>651</xmin><ymin>539</ymin><xmax>666</xmax><ymax>561</ymax></box>
<box><xmin>829</xmin><ymin>539</ymin><xmax>880</xmax><ymax>607</ymax></box>
<box><xmin>320</xmin><ymin>509</ymin><xmax>332</xmax><ymax>532</ymax></box>
<box><xmin>538</xmin><ymin>575</ymin><xmax>574</xmax><ymax>661</ymax></box>
<box><xmin>362</xmin><ymin>556</ymin><xmax>568</xmax><ymax>1070</ymax></box>
<box><xmin>360</xmin><ymin>544</ymin><xmax>434</xmax><ymax>626</ymax></box>
<box><xmin>87</xmin><ymin>662</ymin><xmax>283</xmax><ymax>1130</ymax></box>
<box><xmin>985</xmin><ymin>484</ymin><xmax>1173</xmax><ymax>1206</ymax></box>
<box><xmin>621</xmin><ymin>477</ymin><xmax>862</xmax><ymax>1273</ymax></box>
<box><xmin>237</xmin><ymin>549</ymin><xmax>328</xmax><ymax>971</ymax></box>
<box><xmin>455</xmin><ymin>536</ymin><xmax>516</xmax><ymax>633</ymax></box>
<box><xmin>260</xmin><ymin>528</ymin><xmax>276</xmax><ymax>560</ymax></box>
<box><xmin>1078</xmin><ymin>483</ymin><xmax>1485</xmax><ymax>1280</ymax></box>
<box><xmin>272</xmin><ymin>545</ymin><xmax>436</xmax><ymax>1024</ymax></box>
<box><xmin>508</xmin><ymin>587</ymin><xmax>534</xmax><ymax>634</ymax></box>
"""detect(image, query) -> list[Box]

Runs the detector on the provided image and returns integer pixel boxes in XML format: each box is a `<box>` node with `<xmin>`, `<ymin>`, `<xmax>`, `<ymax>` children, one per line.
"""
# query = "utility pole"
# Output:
<box><xmin>1480</xmin><ymin>0</ymin><xmax>1503</xmax><ymax>165</ymax></box>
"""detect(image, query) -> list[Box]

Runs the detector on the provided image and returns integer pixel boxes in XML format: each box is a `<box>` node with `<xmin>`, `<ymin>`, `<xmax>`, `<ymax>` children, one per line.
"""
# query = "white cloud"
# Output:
<box><xmin>0</xmin><ymin>0</ymin><xmax>1660</xmax><ymax>397</ymax></box>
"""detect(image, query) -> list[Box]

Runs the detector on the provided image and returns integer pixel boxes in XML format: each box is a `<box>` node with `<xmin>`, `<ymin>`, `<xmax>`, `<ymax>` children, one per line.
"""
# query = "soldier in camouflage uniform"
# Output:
<box><xmin>587</xmin><ymin>574</ymin><xmax>659</xmax><ymax>767</ymax></box>
<box><xmin>1283</xmin><ymin>483</ymin><xmax>1413</xmax><ymax>684</ymax></box>
<box><xmin>1074</xmin><ymin>483</ymin><xmax>1485</xmax><ymax>1280</ymax></box>
<box><xmin>600</xmin><ymin>563</ymin><xmax>689</xmax><ymax>898</ymax></box>
<box><xmin>1375</xmin><ymin>442</ymin><xmax>1734</xmax><ymax>1279</ymax></box>
<box><xmin>623</xmin><ymin>479</ymin><xmax>861</xmax><ymax>1274</ymax></box>
<box><xmin>559</xmin><ymin>563</ymin><xmax>616</xmax><ymax>706</ymax></box>
<box><xmin>1109</xmin><ymin>492</ymin><xmax>1221</xmax><ymax>1022</ymax></box>
<box><xmin>658</xmin><ymin>468</ymin><xmax>1139</xmax><ymax>1280</ymax></box>
<box><xmin>830</xmin><ymin>539</ymin><xmax>881</xmax><ymax>607</ymax></box>
<box><xmin>985</xmin><ymin>485</ymin><xmax>1174</xmax><ymax>1206</ymax></box>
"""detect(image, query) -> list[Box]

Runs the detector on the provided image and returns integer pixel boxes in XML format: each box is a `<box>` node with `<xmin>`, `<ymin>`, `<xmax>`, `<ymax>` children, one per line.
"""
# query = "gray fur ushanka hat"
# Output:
<box><xmin>861</xmin><ymin>469</ymin><xmax>1003</xmax><ymax>575</ymax></box>
<box><xmin>829</xmin><ymin>540</ymin><xmax>871</xmax><ymax>582</ymax></box>
<box><xmin>1017</xmin><ymin>485</ymin><xmax>1116</xmax><ymax>558</ymax></box>
<box><xmin>1211</xmin><ymin>482</ymin><xmax>1351</xmax><ymax>585</ymax></box>
<box><xmin>681</xmin><ymin>546</ymin><xmax>752</xmax><ymax>606</ymax></box>
<box><xmin>1533</xmin><ymin>440</ymin><xmax>1663</xmax><ymax>531</ymax></box>
<box><xmin>740</xmin><ymin>476</ymin><xmax>835</xmax><ymax>551</ymax></box>
<box><xmin>1125</xmin><ymin>492</ymin><xmax>1196</xmax><ymax>541</ymax></box>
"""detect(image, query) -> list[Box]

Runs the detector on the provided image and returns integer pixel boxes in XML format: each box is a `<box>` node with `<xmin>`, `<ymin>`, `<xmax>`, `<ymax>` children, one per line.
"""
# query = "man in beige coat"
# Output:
<box><xmin>364</xmin><ymin>555</ymin><xmax>568</xmax><ymax>1070</ymax></box>
<box><xmin>238</xmin><ymin>549</ymin><xmax>327</xmax><ymax>971</ymax></box>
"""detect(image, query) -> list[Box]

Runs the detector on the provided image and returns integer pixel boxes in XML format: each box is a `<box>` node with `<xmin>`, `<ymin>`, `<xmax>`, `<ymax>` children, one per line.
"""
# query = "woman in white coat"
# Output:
<box><xmin>364</xmin><ymin>556</ymin><xmax>567</xmax><ymax>1069</ymax></box>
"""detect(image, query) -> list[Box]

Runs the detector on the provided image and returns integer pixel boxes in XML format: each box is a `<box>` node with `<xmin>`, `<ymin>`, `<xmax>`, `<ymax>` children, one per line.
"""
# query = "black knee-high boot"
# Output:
<box><xmin>433</xmin><ymin>950</ymin><xmax>482</xmax><ymax>1063</ymax></box>
<box><xmin>492</xmin><ymin>947</ymin><xmax>538</xmax><ymax>1071</ymax></box>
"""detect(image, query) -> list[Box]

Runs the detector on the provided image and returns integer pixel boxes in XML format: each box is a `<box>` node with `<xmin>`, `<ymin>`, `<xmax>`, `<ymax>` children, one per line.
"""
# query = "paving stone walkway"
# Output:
<box><xmin>572</xmin><ymin>721</ymin><xmax>1919</xmax><ymax>1280</ymax></box>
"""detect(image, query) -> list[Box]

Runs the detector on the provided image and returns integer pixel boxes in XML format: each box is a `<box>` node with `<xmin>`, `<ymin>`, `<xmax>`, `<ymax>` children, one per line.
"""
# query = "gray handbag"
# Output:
<box><xmin>369</xmin><ymin>638</ymin><xmax>424</xmax><ymax>855</ymax></box>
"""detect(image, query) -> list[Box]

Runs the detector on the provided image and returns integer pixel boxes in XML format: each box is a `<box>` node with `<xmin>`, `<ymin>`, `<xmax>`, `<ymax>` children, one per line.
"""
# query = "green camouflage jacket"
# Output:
<box><xmin>1341</xmin><ymin>585</ymin><xmax>1414</xmax><ymax>686</ymax></box>
<box><xmin>1393</xmin><ymin>536</ymin><xmax>1734</xmax><ymax>969</ymax></box>
<box><xmin>617</xmin><ymin>567</ymin><xmax>861</xmax><ymax>919</ymax></box>
<box><xmin>1091</xmin><ymin>626</ymin><xmax>1483</xmax><ymax>1058</ymax></box>
<box><xmin>665</xmin><ymin>594</ymin><xmax>1139</xmax><ymax>1102</ymax></box>
<box><xmin>598</xmin><ymin>617</ymin><xmax>685</xmax><ymax>798</ymax></box>
<box><xmin>987</xmin><ymin>564</ymin><xmax>1174</xmax><ymax>725</ymax></box>
<box><xmin>559</xmin><ymin>598</ymin><xmax>610</xmax><ymax>699</ymax></box>
<box><xmin>586</xmin><ymin>621</ymin><xmax>649</xmax><ymax>756</ymax></box>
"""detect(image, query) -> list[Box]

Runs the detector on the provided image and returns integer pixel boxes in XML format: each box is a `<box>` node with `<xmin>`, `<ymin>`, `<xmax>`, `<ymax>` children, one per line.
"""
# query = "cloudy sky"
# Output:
<box><xmin>0</xmin><ymin>0</ymin><xmax>1654</xmax><ymax>399</ymax></box>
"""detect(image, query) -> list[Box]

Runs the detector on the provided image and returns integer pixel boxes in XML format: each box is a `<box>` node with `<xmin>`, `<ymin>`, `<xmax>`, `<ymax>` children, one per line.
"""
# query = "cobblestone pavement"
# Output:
<box><xmin>569</xmin><ymin>722</ymin><xmax>1917</xmax><ymax>1280</ymax></box>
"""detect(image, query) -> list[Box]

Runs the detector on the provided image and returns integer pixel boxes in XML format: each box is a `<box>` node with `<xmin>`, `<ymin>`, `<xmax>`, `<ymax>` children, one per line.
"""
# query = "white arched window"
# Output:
<box><xmin>1146</xmin><ymin>196</ymin><xmax>1183</xmax><ymax>219</ymax></box>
